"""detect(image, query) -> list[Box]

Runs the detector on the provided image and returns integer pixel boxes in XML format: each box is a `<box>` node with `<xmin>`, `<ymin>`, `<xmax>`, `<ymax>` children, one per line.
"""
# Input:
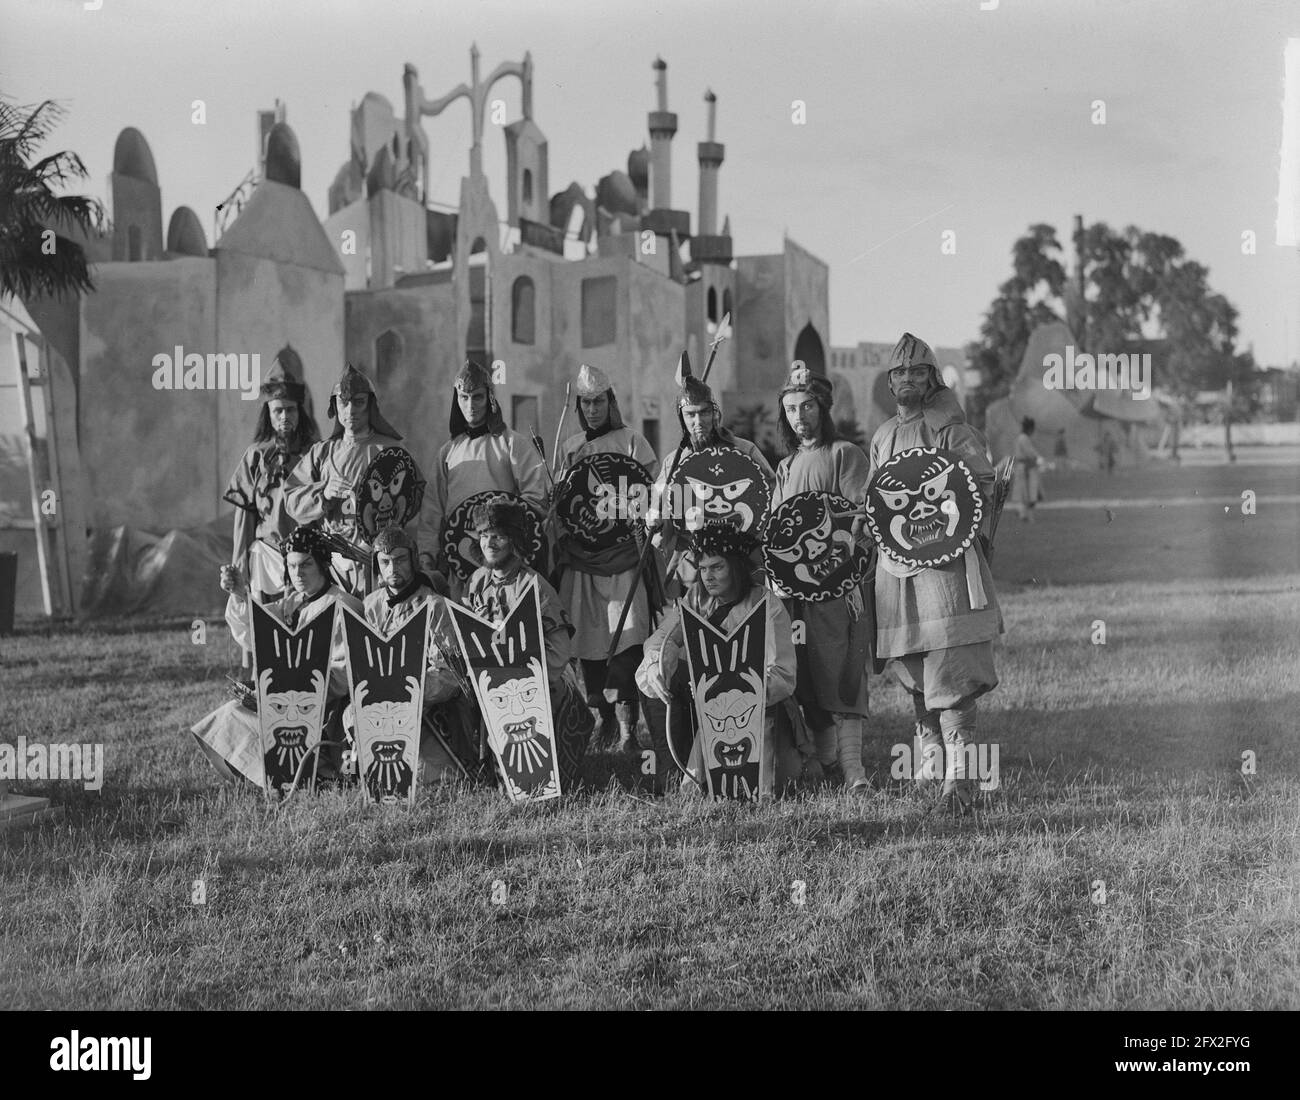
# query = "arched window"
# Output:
<box><xmin>467</xmin><ymin>237</ymin><xmax>490</xmax><ymax>366</ymax></box>
<box><xmin>722</xmin><ymin>288</ymin><xmax>733</xmax><ymax>322</ymax></box>
<box><xmin>707</xmin><ymin>286</ymin><xmax>718</xmax><ymax>326</ymax></box>
<box><xmin>375</xmin><ymin>330</ymin><xmax>402</xmax><ymax>383</ymax></box>
<box><xmin>523</xmin><ymin>168</ymin><xmax>533</xmax><ymax>205</ymax></box>
<box><xmin>511</xmin><ymin>276</ymin><xmax>536</xmax><ymax>345</ymax></box>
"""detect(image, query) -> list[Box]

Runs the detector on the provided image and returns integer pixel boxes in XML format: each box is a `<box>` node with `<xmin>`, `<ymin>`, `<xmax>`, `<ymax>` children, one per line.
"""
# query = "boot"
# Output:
<box><xmin>914</xmin><ymin>717</ymin><xmax>944</xmax><ymax>796</ymax></box>
<box><xmin>940</xmin><ymin>703</ymin><xmax>978</xmax><ymax>817</ymax></box>
<box><xmin>589</xmin><ymin>702</ymin><xmax>618</xmax><ymax>749</ymax></box>
<box><xmin>615</xmin><ymin>701</ymin><xmax>639</xmax><ymax>754</ymax></box>
<box><xmin>833</xmin><ymin>714</ymin><xmax>867</xmax><ymax>791</ymax></box>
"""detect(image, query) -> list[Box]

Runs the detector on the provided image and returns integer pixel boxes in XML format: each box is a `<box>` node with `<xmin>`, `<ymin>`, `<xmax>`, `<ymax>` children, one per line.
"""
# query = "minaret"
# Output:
<box><xmin>697</xmin><ymin>90</ymin><xmax>723</xmax><ymax>235</ymax></box>
<box><xmin>648</xmin><ymin>58</ymin><xmax>676</xmax><ymax>210</ymax></box>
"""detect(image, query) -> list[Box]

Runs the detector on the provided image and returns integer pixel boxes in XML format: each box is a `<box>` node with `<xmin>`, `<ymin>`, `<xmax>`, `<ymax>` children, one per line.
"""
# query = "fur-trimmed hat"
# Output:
<box><xmin>693</xmin><ymin>525</ymin><xmax>757</xmax><ymax>562</ymax></box>
<box><xmin>279</xmin><ymin>523</ymin><xmax>334</xmax><ymax>579</ymax></box>
<box><xmin>327</xmin><ymin>364</ymin><xmax>402</xmax><ymax>439</ymax></box>
<box><xmin>471</xmin><ymin>498</ymin><xmax>529</xmax><ymax>549</ymax></box>
<box><xmin>260</xmin><ymin>345</ymin><xmax>307</xmax><ymax>404</ymax></box>
<box><xmin>372</xmin><ymin>525</ymin><xmax>418</xmax><ymax>559</ymax></box>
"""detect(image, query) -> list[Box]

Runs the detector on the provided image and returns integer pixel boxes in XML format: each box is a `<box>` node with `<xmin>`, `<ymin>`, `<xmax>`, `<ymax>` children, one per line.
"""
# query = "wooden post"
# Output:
<box><xmin>12</xmin><ymin>330</ymin><xmax>55</xmax><ymax>616</ymax></box>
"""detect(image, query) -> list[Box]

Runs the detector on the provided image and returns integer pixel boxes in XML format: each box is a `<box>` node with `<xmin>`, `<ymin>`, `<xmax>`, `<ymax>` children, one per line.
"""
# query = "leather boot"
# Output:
<box><xmin>915</xmin><ymin>716</ymin><xmax>944</xmax><ymax>796</ymax></box>
<box><xmin>615</xmin><ymin>701</ymin><xmax>639</xmax><ymax>753</ymax></box>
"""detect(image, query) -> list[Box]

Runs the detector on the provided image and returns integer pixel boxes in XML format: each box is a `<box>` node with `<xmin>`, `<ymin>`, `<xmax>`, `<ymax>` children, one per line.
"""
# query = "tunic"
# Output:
<box><xmin>362</xmin><ymin>581</ymin><xmax>454</xmax><ymax>702</ymax></box>
<box><xmin>282</xmin><ymin>430</ymin><xmax>410</xmax><ymax>548</ymax></box>
<box><xmin>868</xmin><ymin>387</ymin><xmax>1003</xmax><ymax>666</ymax></box>
<box><xmin>771</xmin><ymin>440</ymin><xmax>873</xmax><ymax>718</ymax></box>
<box><xmin>419</xmin><ymin>428</ymin><xmax>549</xmax><ymax>564</ymax></box>
<box><xmin>555</xmin><ymin>426</ymin><xmax>660</xmax><ymax>660</ymax></box>
<box><xmin>224</xmin><ymin>439</ymin><xmax>303</xmax><ymax>593</ymax></box>
<box><xmin>1013</xmin><ymin>432</ymin><xmax>1043</xmax><ymax>506</ymax></box>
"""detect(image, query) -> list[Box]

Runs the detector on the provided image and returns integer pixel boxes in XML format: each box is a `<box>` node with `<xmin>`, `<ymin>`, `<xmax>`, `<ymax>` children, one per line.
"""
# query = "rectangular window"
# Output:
<box><xmin>581</xmin><ymin>275</ymin><xmax>617</xmax><ymax>348</ymax></box>
<box><xmin>642</xmin><ymin>418</ymin><xmax>659</xmax><ymax>458</ymax></box>
<box><xmin>512</xmin><ymin>394</ymin><xmax>540</xmax><ymax>434</ymax></box>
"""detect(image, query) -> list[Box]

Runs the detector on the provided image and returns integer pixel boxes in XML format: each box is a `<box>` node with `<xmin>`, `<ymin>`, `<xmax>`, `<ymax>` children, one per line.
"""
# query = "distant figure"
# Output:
<box><xmin>1014</xmin><ymin>417</ymin><xmax>1044</xmax><ymax>522</ymax></box>
<box><xmin>1053</xmin><ymin>429</ymin><xmax>1069</xmax><ymax>467</ymax></box>
<box><xmin>1100</xmin><ymin>431</ymin><xmax>1119</xmax><ymax>476</ymax></box>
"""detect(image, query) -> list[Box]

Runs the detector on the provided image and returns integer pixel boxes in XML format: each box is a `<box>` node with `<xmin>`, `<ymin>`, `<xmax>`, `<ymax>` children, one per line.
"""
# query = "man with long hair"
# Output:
<box><xmin>223</xmin><ymin>346</ymin><xmax>320</xmax><ymax>602</ymax></box>
<box><xmin>868</xmin><ymin>333</ymin><xmax>1002</xmax><ymax>814</ymax></box>
<box><xmin>771</xmin><ymin>363</ymin><xmax>873</xmax><ymax>793</ymax></box>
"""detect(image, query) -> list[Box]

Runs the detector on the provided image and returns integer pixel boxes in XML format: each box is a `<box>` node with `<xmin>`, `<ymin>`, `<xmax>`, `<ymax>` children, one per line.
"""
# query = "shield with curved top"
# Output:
<box><xmin>670</xmin><ymin>446</ymin><xmax>770</xmax><ymax>540</ymax></box>
<box><xmin>865</xmin><ymin>447</ymin><xmax>983</xmax><ymax>569</ymax></box>
<box><xmin>442</xmin><ymin>491</ymin><xmax>545</xmax><ymax>582</ymax></box>
<box><xmin>354</xmin><ymin>446</ymin><xmax>425</xmax><ymax>541</ymax></box>
<box><xmin>765</xmin><ymin>491</ymin><xmax>869</xmax><ymax>601</ymax></box>
<box><xmin>556</xmin><ymin>452</ymin><xmax>651</xmax><ymax>553</ymax></box>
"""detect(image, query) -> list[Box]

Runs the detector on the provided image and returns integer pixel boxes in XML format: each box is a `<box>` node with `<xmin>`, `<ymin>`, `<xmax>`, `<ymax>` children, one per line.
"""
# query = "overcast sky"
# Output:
<box><xmin>3</xmin><ymin>0</ymin><xmax>1297</xmax><ymax>367</ymax></box>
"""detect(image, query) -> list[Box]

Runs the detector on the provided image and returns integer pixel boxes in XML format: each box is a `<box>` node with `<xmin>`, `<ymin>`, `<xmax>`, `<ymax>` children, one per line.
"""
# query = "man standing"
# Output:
<box><xmin>868</xmin><ymin>332</ymin><xmax>1002</xmax><ymax>814</ymax></box>
<box><xmin>282</xmin><ymin>364</ymin><xmax>412</xmax><ymax>595</ymax></box>
<box><xmin>223</xmin><ymin>346</ymin><xmax>319</xmax><ymax>602</ymax></box>
<box><xmin>419</xmin><ymin>361</ymin><xmax>548</xmax><ymax>593</ymax></box>
<box><xmin>554</xmin><ymin>364</ymin><xmax>660</xmax><ymax>752</ymax></box>
<box><xmin>771</xmin><ymin>363</ymin><xmax>872</xmax><ymax>793</ymax></box>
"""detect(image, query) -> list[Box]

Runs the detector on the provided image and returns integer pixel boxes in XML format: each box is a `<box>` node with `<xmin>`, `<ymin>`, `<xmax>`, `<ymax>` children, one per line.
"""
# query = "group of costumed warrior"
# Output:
<box><xmin>191</xmin><ymin>329</ymin><xmax>1004</xmax><ymax>813</ymax></box>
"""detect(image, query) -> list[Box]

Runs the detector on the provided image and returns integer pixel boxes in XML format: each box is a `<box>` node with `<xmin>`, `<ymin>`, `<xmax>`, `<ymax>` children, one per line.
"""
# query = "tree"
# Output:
<box><xmin>968</xmin><ymin>221</ymin><xmax>1247</xmax><ymax>403</ymax></box>
<box><xmin>0</xmin><ymin>97</ymin><xmax>104</xmax><ymax>301</ymax></box>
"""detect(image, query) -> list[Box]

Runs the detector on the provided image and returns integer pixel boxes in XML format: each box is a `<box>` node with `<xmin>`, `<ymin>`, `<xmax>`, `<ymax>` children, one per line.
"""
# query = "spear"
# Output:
<box><xmin>602</xmin><ymin>319</ymin><xmax>733</xmax><ymax>667</ymax></box>
<box><xmin>551</xmin><ymin>382</ymin><xmax>572</xmax><ymax>481</ymax></box>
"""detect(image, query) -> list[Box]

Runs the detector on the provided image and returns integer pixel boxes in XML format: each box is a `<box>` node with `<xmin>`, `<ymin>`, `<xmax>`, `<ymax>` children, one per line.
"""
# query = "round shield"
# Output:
<box><xmin>671</xmin><ymin>446</ymin><xmax>770</xmax><ymax>540</ymax></box>
<box><xmin>354</xmin><ymin>446</ymin><xmax>425</xmax><ymax>541</ymax></box>
<box><xmin>865</xmin><ymin>447</ymin><xmax>983</xmax><ymax>568</ymax></box>
<box><xmin>765</xmin><ymin>492</ymin><xmax>869</xmax><ymax>601</ymax></box>
<box><xmin>443</xmin><ymin>491</ymin><xmax>545</xmax><ymax>582</ymax></box>
<box><xmin>555</xmin><ymin>452</ymin><xmax>652</xmax><ymax>553</ymax></box>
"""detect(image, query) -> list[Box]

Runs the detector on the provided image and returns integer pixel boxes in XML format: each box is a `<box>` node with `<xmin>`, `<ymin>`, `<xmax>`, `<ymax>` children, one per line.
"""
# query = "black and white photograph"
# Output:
<box><xmin>1</xmin><ymin>0</ymin><xmax>1296</xmax><ymax>1058</ymax></box>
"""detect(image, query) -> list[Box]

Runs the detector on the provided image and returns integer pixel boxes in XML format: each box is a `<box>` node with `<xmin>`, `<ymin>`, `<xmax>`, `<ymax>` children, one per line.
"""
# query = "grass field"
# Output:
<box><xmin>2</xmin><ymin>460</ymin><xmax>1298</xmax><ymax>1010</ymax></box>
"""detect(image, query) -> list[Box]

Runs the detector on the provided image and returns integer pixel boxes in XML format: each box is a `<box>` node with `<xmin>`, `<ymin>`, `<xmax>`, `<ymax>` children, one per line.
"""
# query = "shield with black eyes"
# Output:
<box><xmin>764</xmin><ymin>491</ymin><xmax>869</xmax><ymax>601</ymax></box>
<box><xmin>865</xmin><ymin>447</ymin><xmax>983</xmax><ymax>568</ymax></box>
<box><xmin>355</xmin><ymin>447</ymin><xmax>425</xmax><ymax>541</ymax></box>
<box><xmin>680</xmin><ymin>595</ymin><xmax>769</xmax><ymax>801</ymax></box>
<box><xmin>555</xmin><ymin>452</ymin><xmax>652</xmax><ymax>553</ymax></box>
<box><xmin>341</xmin><ymin>605</ymin><xmax>429</xmax><ymax>806</ymax></box>
<box><xmin>252</xmin><ymin>600</ymin><xmax>337</xmax><ymax>797</ymax></box>
<box><xmin>671</xmin><ymin>446</ymin><xmax>770</xmax><ymax>541</ymax></box>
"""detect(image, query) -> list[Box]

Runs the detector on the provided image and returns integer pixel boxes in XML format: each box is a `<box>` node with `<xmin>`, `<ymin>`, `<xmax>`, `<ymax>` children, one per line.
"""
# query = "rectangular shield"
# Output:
<box><xmin>252</xmin><ymin>599</ymin><xmax>337</xmax><ymax>797</ymax></box>
<box><xmin>681</xmin><ymin>595</ymin><xmax>769</xmax><ymax>801</ymax></box>
<box><xmin>447</xmin><ymin>577</ymin><xmax>561</xmax><ymax>804</ymax></box>
<box><xmin>341</xmin><ymin>605</ymin><xmax>429</xmax><ymax>807</ymax></box>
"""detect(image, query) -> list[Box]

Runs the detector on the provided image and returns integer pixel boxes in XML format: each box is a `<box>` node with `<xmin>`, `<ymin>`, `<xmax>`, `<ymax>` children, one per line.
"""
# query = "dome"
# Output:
<box><xmin>166</xmin><ymin>206</ymin><xmax>207</xmax><ymax>256</ymax></box>
<box><xmin>264</xmin><ymin>122</ymin><xmax>301</xmax><ymax>188</ymax></box>
<box><xmin>627</xmin><ymin>145</ymin><xmax>649</xmax><ymax>190</ymax></box>
<box><xmin>112</xmin><ymin>127</ymin><xmax>158</xmax><ymax>185</ymax></box>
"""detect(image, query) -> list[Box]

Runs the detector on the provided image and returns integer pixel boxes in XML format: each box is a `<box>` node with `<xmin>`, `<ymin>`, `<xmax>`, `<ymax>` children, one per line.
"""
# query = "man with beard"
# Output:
<box><xmin>193</xmin><ymin>525</ymin><xmax>362</xmax><ymax>786</ymax></box>
<box><xmin>772</xmin><ymin>363</ymin><xmax>873</xmax><ymax>793</ymax></box>
<box><xmin>419</xmin><ymin>361</ymin><xmax>548</xmax><ymax>595</ymax></box>
<box><xmin>868</xmin><ymin>332</ymin><xmax>1002</xmax><ymax>814</ymax></box>
<box><xmin>357</xmin><ymin>527</ymin><xmax>472</xmax><ymax>785</ymax></box>
<box><xmin>223</xmin><ymin>347</ymin><xmax>319</xmax><ymax>602</ymax></box>
<box><xmin>645</xmin><ymin>358</ymin><xmax>774</xmax><ymax>593</ymax></box>
<box><xmin>425</xmin><ymin>500</ymin><xmax>592</xmax><ymax>789</ymax></box>
<box><xmin>282</xmin><ymin>364</ymin><xmax>415</xmax><ymax>596</ymax></box>
<box><xmin>554</xmin><ymin>364</ymin><xmax>661</xmax><ymax>753</ymax></box>
<box><xmin>636</xmin><ymin>527</ymin><xmax>803</xmax><ymax>796</ymax></box>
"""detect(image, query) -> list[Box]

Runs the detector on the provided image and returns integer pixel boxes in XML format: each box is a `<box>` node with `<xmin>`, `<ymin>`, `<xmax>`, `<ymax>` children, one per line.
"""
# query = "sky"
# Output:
<box><xmin>2</xmin><ymin>0</ymin><xmax>1298</xmax><ymax>367</ymax></box>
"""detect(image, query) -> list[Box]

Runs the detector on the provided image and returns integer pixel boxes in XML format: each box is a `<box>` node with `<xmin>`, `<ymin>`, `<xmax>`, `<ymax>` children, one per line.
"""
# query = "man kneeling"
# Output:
<box><xmin>635</xmin><ymin>527</ymin><xmax>808</xmax><ymax>796</ymax></box>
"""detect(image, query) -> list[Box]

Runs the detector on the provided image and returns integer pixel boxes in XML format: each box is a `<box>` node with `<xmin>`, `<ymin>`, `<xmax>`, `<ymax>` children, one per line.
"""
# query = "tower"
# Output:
<box><xmin>690</xmin><ymin>90</ymin><xmax>732</xmax><ymax>267</ymax></box>
<box><xmin>642</xmin><ymin>58</ymin><xmax>690</xmax><ymax>245</ymax></box>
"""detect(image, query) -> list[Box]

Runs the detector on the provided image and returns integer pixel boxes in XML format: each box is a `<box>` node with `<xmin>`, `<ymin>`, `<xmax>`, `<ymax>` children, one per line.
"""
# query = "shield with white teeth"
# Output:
<box><xmin>765</xmin><ymin>492</ymin><xmax>869</xmax><ymax>601</ymax></box>
<box><xmin>865</xmin><ymin>447</ymin><xmax>983</xmax><ymax>568</ymax></box>
<box><xmin>341</xmin><ymin>605</ymin><xmax>429</xmax><ymax>807</ymax></box>
<box><xmin>555</xmin><ymin>452</ymin><xmax>651</xmax><ymax>553</ymax></box>
<box><xmin>447</xmin><ymin>577</ymin><xmax>561</xmax><ymax>804</ymax></box>
<box><xmin>671</xmin><ymin>446</ymin><xmax>770</xmax><ymax>542</ymax></box>
<box><xmin>354</xmin><ymin>446</ymin><xmax>425</xmax><ymax>542</ymax></box>
<box><xmin>680</xmin><ymin>595</ymin><xmax>770</xmax><ymax>801</ymax></box>
<box><xmin>252</xmin><ymin>600</ymin><xmax>337</xmax><ymax>797</ymax></box>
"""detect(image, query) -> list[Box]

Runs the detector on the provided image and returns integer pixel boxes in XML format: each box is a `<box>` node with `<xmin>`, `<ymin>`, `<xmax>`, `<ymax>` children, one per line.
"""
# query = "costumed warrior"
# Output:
<box><xmin>425</xmin><ymin>499</ymin><xmax>593</xmax><ymax>790</ymax></box>
<box><xmin>419</xmin><ymin>360</ymin><xmax>548</xmax><ymax>596</ymax></box>
<box><xmin>771</xmin><ymin>363</ymin><xmax>873</xmax><ymax>792</ymax></box>
<box><xmin>1013</xmin><ymin>417</ymin><xmax>1045</xmax><ymax>522</ymax></box>
<box><xmin>191</xmin><ymin>525</ymin><xmax>362</xmax><ymax>786</ymax></box>
<box><xmin>553</xmin><ymin>363</ymin><xmax>661</xmax><ymax>752</ymax></box>
<box><xmin>358</xmin><ymin>527</ymin><xmax>475</xmax><ymax>784</ymax></box>
<box><xmin>868</xmin><ymin>332</ymin><xmax>1002</xmax><ymax>813</ymax></box>
<box><xmin>282</xmin><ymin>364</ymin><xmax>414</xmax><ymax>595</ymax></box>
<box><xmin>644</xmin><ymin>355</ymin><xmax>775</xmax><ymax>591</ymax></box>
<box><xmin>635</xmin><ymin>526</ymin><xmax>802</xmax><ymax>795</ymax></box>
<box><xmin>223</xmin><ymin>346</ymin><xmax>319</xmax><ymax>602</ymax></box>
